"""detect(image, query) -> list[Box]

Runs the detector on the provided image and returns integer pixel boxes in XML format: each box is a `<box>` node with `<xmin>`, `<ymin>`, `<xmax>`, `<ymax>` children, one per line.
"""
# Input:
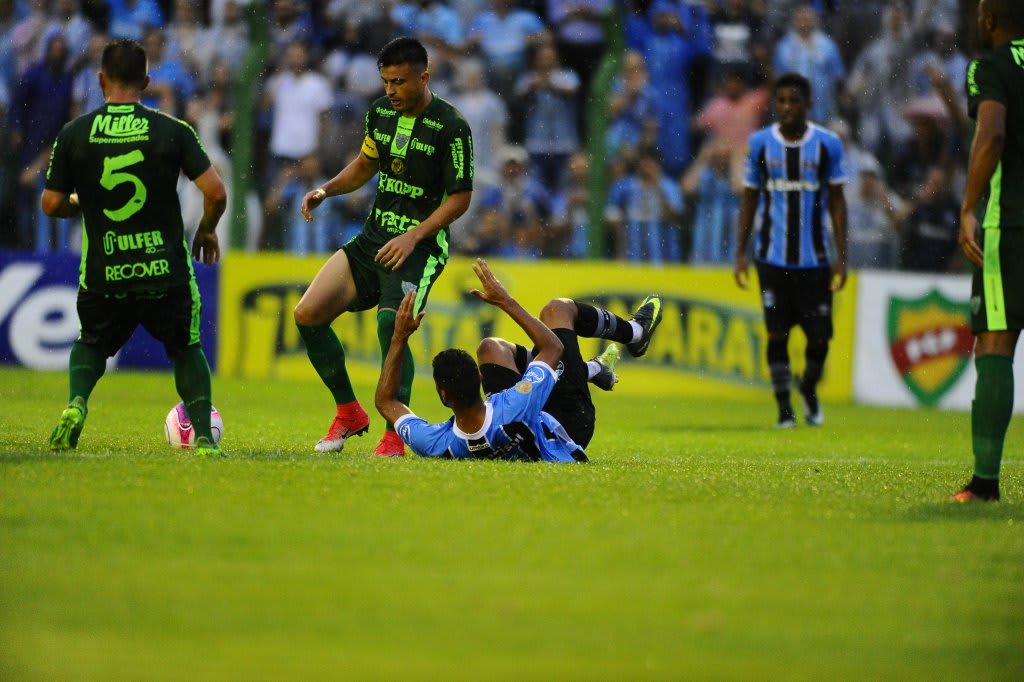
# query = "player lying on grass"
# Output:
<box><xmin>375</xmin><ymin>259</ymin><xmax>662</xmax><ymax>461</ymax></box>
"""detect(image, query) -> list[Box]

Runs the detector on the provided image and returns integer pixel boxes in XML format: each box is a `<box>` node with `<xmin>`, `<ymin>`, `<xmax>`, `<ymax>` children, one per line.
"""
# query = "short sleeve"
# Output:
<box><xmin>362</xmin><ymin>108</ymin><xmax>379</xmax><ymax>159</ymax></box>
<box><xmin>442</xmin><ymin>117</ymin><xmax>474</xmax><ymax>194</ymax></box>
<box><xmin>395</xmin><ymin>414</ymin><xmax>456</xmax><ymax>457</ymax></box>
<box><xmin>967</xmin><ymin>56</ymin><xmax>1006</xmax><ymax>119</ymax></box>
<box><xmin>44</xmin><ymin>126</ymin><xmax>74</xmax><ymax>193</ymax></box>
<box><xmin>490</xmin><ymin>361</ymin><xmax>557</xmax><ymax>423</ymax></box>
<box><xmin>179</xmin><ymin>119</ymin><xmax>212</xmax><ymax>180</ymax></box>
<box><xmin>743</xmin><ymin>134</ymin><xmax>764</xmax><ymax>189</ymax></box>
<box><xmin>825</xmin><ymin>134</ymin><xmax>846</xmax><ymax>185</ymax></box>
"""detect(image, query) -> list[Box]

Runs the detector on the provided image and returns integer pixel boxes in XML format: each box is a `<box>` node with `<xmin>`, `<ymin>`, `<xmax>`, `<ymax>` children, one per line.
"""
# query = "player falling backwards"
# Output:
<box><xmin>375</xmin><ymin>259</ymin><xmax>662</xmax><ymax>461</ymax></box>
<box><xmin>297</xmin><ymin>36</ymin><xmax>473</xmax><ymax>457</ymax></box>
<box><xmin>43</xmin><ymin>39</ymin><xmax>227</xmax><ymax>456</ymax></box>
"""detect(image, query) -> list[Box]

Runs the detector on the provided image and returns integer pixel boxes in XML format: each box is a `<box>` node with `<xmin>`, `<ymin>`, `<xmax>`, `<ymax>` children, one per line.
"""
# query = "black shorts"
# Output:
<box><xmin>755</xmin><ymin>263</ymin><xmax>834</xmax><ymax>340</ymax></box>
<box><xmin>479</xmin><ymin>328</ymin><xmax>596</xmax><ymax>448</ymax></box>
<box><xmin>77</xmin><ymin>283</ymin><xmax>201</xmax><ymax>358</ymax></box>
<box><xmin>971</xmin><ymin>226</ymin><xmax>1024</xmax><ymax>333</ymax></box>
<box><xmin>341</xmin><ymin>232</ymin><xmax>446</xmax><ymax>314</ymax></box>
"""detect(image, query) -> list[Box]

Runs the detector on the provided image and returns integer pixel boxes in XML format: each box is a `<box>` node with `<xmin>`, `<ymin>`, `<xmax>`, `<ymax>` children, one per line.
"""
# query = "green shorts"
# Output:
<box><xmin>77</xmin><ymin>283</ymin><xmax>201</xmax><ymax>358</ymax></box>
<box><xmin>971</xmin><ymin>226</ymin><xmax>1024</xmax><ymax>333</ymax></box>
<box><xmin>340</xmin><ymin>232</ymin><xmax>447</xmax><ymax>315</ymax></box>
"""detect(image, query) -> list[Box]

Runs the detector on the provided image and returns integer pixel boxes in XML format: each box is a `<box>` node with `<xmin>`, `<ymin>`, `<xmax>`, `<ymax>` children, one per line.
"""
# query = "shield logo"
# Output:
<box><xmin>887</xmin><ymin>289</ymin><xmax>973</xmax><ymax>406</ymax></box>
<box><xmin>394</xmin><ymin>133</ymin><xmax>409</xmax><ymax>150</ymax></box>
<box><xmin>391</xmin><ymin>158</ymin><xmax>406</xmax><ymax>175</ymax></box>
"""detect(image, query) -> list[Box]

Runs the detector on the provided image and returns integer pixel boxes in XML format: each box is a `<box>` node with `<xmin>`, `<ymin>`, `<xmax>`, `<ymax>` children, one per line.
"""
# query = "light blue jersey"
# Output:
<box><xmin>394</xmin><ymin>362</ymin><xmax>586</xmax><ymax>463</ymax></box>
<box><xmin>743</xmin><ymin>123</ymin><xmax>846</xmax><ymax>268</ymax></box>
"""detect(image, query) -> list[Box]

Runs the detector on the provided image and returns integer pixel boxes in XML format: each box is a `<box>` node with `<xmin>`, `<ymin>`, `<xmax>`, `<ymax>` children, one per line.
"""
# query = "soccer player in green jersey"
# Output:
<box><xmin>297</xmin><ymin>36</ymin><xmax>473</xmax><ymax>457</ymax></box>
<box><xmin>953</xmin><ymin>0</ymin><xmax>1024</xmax><ymax>502</ymax></box>
<box><xmin>42</xmin><ymin>39</ymin><xmax>227</xmax><ymax>456</ymax></box>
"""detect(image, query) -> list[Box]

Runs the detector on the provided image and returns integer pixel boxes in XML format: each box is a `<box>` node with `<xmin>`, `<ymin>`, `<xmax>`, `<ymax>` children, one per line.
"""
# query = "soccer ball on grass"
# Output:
<box><xmin>164</xmin><ymin>402</ymin><xmax>223</xmax><ymax>448</ymax></box>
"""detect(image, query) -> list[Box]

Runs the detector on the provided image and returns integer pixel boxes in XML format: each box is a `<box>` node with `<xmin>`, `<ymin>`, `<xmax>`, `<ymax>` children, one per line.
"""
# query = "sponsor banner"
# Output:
<box><xmin>852</xmin><ymin>270</ymin><xmax>1023</xmax><ymax>410</ymax></box>
<box><xmin>0</xmin><ymin>250</ymin><xmax>218</xmax><ymax>371</ymax></box>
<box><xmin>219</xmin><ymin>255</ymin><xmax>855</xmax><ymax>399</ymax></box>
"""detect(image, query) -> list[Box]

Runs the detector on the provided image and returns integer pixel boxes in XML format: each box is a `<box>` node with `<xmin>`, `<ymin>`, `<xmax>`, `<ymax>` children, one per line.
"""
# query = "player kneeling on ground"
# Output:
<box><xmin>374</xmin><ymin>259</ymin><xmax>662</xmax><ymax>461</ymax></box>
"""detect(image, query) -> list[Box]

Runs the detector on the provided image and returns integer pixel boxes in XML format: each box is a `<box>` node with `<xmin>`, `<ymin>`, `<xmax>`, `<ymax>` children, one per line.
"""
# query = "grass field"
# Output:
<box><xmin>1</xmin><ymin>365</ymin><xmax>1022</xmax><ymax>680</ymax></box>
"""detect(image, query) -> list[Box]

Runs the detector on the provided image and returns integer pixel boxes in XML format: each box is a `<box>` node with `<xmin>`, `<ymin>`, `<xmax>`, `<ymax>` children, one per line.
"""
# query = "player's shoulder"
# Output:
<box><xmin>367</xmin><ymin>95</ymin><xmax>396</xmax><ymax>122</ymax></box>
<box><xmin>426</xmin><ymin>95</ymin><xmax>471</xmax><ymax>130</ymax></box>
<box><xmin>808</xmin><ymin>122</ymin><xmax>843</xmax><ymax>148</ymax></box>
<box><xmin>746</xmin><ymin>126</ymin><xmax>774</xmax><ymax>150</ymax></box>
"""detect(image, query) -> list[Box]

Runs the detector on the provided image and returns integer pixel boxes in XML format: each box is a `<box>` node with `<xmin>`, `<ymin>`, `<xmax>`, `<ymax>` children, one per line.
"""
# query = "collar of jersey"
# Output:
<box><xmin>770</xmin><ymin>122</ymin><xmax>816</xmax><ymax>148</ymax></box>
<box><xmin>452</xmin><ymin>401</ymin><xmax>493</xmax><ymax>441</ymax></box>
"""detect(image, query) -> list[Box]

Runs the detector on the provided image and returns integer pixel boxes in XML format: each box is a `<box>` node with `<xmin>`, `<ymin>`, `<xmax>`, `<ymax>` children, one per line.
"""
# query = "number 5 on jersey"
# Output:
<box><xmin>101</xmin><ymin>150</ymin><xmax>147</xmax><ymax>222</ymax></box>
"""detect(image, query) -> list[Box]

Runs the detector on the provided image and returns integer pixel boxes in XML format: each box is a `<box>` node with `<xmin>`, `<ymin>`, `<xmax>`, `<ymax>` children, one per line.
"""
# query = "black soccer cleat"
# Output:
<box><xmin>626</xmin><ymin>294</ymin><xmax>663</xmax><ymax>358</ymax></box>
<box><xmin>589</xmin><ymin>343</ymin><xmax>620</xmax><ymax>391</ymax></box>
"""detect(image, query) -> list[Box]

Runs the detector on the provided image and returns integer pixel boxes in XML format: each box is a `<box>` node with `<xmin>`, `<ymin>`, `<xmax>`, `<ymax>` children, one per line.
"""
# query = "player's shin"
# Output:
<box><xmin>68</xmin><ymin>341</ymin><xmax>107</xmax><ymax>404</ymax></box>
<box><xmin>972</xmin><ymin>355</ymin><xmax>1014</xmax><ymax>480</ymax></box>
<box><xmin>297</xmin><ymin>323</ymin><xmax>357</xmax><ymax>405</ymax></box>
<box><xmin>174</xmin><ymin>344</ymin><xmax>214</xmax><ymax>440</ymax></box>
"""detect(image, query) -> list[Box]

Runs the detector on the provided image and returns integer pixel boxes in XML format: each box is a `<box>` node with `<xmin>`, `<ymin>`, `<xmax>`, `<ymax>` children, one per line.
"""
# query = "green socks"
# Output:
<box><xmin>297</xmin><ymin>323</ymin><xmax>357</xmax><ymax>405</ymax></box>
<box><xmin>377</xmin><ymin>309</ymin><xmax>414</xmax><ymax>431</ymax></box>
<box><xmin>68</xmin><ymin>341</ymin><xmax>107</xmax><ymax>404</ymax></box>
<box><xmin>173</xmin><ymin>344</ymin><xmax>214</xmax><ymax>441</ymax></box>
<box><xmin>972</xmin><ymin>354</ymin><xmax>1014</xmax><ymax>480</ymax></box>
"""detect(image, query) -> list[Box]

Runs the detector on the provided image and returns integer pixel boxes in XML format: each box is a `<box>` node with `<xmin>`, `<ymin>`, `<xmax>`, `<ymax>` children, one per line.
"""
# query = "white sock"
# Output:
<box><xmin>629</xmin><ymin>321</ymin><xmax>643</xmax><ymax>343</ymax></box>
<box><xmin>586</xmin><ymin>360</ymin><xmax>601</xmax><ymax>380</ymax></box>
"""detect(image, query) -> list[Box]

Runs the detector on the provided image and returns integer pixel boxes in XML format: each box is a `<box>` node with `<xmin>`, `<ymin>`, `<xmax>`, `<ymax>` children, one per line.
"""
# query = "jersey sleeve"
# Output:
<box><xmin>743</xmin><ymin>134</ymin><xmax>764</xmax><ymax>189</ymax></box>
<box><xmin>395</xmin><ymin>413</ymin><xmax>456</xmax><ymax>457</ymax></box>
<box><xmin>361</xmin><ymin>108</ymin><xmax>380</xmax><ymax>160</ymax></box>
<box><xmin>967</xmin><ymin>56</ymin><xmax>1006</xmax><ymax>119</ymax></box>
<box><xmin>441</xmin><ymin>116</ymin><xmax>473</xmax><ymax>194</ymax></box>
<box><xmin>825</xmin><ymin>134</ymin><xmax>847</xmax><ymax>185</ymax></box>
<box><xmin>178</xmin><ymin>119</ymin><xmax>212</xmax><ymax>180</ymax></box>
<box><xmin>43</xmin><ymin>125</ymin><xmax>74</xmax><ymax>193</ymax></box>
<box><xmin>490</xmin><ymin>361</ymin><xmax>557</xmax><ymax>423</ymax></box>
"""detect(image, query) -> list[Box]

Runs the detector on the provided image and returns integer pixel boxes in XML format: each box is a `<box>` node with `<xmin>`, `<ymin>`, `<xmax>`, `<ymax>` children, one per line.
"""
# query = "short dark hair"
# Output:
<box><xmin>774</xmin><ymin>72</ymin><xmax>812</xmax><ymax>101</ymax></box>
<box><xmin>432</xmin><ymin>348</ymin><xmax>482</xmax><ymax>410</ymax></box>
<box><xmin>377</xmin><ymin>36</ymin><xmax>428</xmax><ymax>72</ymax></box>
<box><xmin>988</xmin><ymin>0</ymin><xmax>1024</xmax><ymax>31</ymax></box>
<box><xmin>102</xmin><ymin>39</ymin><xmax>147</xmax><ymax>88</ymax></box>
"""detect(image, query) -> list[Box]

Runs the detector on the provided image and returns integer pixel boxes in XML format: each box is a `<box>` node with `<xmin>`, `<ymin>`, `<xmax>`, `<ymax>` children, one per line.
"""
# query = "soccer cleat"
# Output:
<box><xmin>48</xmin><ymin>396</ymin><xmax>87</xmax><ymax>451</ymax></box>
<box><xmin>799</xmin><ymin>383</ymin><xmax>823</xmax><ymax>427</ymax></box>
<box><xmin>775</xmin><ymin>407</ymin><xmax>796</xmax><ymax>429</ymax></box>
<box><xmin>589</xmin><ymin>343</ymin><xmax>620</xmax><ymax>391</ymax></box>
<box><xmin>315</xmin><ymin>403</ymin><xmax>370</xmax><ymax>452</ymax></box>
<box><xmin>372</xmin><ymin>429</ymin><xmax>407</xmax><ymax>458</ymax></box>
<box><xmin>625</xmin><ymin>294</ymin><xmax>663</xmax><ymax>358</ymax></box>
<box><xmin>951</xmin><ymin>478</ymin><xmax>1000</xmax><ymax>502</ymax></box>
<box><xmin>194</xmin><ymin>435</ymin><xmax>225</xmax><ymax>458</ymax></box>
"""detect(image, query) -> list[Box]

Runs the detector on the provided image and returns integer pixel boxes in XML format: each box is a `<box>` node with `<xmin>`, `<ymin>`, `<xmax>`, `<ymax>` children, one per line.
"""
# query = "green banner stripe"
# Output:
<box><xmin>982</xmin><ymin>227</ymin><xmax>1007</xmax><ymax>330</ymax></box>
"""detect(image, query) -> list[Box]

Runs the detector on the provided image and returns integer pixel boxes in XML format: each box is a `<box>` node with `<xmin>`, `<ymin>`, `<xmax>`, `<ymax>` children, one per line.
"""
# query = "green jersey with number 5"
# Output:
<box><xmin>45</xmin><ymin>102</ymin><xmax>212</xmax><ymax>293</ymax></box>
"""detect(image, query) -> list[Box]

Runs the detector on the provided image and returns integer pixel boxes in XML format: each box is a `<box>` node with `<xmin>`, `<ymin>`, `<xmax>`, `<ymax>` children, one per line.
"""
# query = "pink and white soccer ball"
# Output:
<box><xmin>164</xmin><ymin>402</ymin><xmax>223</xmax><ymax>448</ymax></box>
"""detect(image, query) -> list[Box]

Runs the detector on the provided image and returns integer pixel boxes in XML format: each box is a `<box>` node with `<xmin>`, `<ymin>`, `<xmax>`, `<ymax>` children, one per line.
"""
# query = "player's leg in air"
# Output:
<box><xmin>293</xmin><ymin>249</ymin><xmax>370</xmax><ymax>453</ymax></box>
<box><xmin>477</xmin><ymin>295</ymin><xmax>663</xmax><ymax>448</ymax></box>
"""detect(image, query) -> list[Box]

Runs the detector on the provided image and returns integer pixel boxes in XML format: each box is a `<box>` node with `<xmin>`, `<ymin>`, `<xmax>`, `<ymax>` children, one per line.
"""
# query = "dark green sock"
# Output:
<box><xmin>173</xmin><ymin>344</ymin><xmax>214</xmax><ymax>441</ymax></box>
<box><xmin>297</xmin><ymin>323</ymin><xmax>357</xmax><ymax>405</ymax></box>
<box><xmin>377</xmin><ymin>309</ymin><xmax>414</xmax><ymax>432</ymax></box>
<box><xmin>69</xmin><ymin>341</ymin><xmax>107</xmax><ymax>404</ymax></box>
<box><xmin>972</xmin><ymin>354</ymin><xmax>1014</xmax><ymax>480</ymax></box>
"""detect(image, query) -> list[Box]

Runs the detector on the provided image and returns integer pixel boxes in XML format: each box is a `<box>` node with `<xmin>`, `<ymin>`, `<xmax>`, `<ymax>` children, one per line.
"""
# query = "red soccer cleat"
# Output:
<box><xmin>372</xmin><ymin>429</ymin><xmax>407</xmax><ymax>458</ymax></box>
<box><xmin>315</xmin><ymin>402</ymin><xmax>370</xmax><ymax>453</ymax></box>
<box><xmin>950</xmin><ymin>488</ymin><xmax>1000</xmax><ymax>503</ymax></box>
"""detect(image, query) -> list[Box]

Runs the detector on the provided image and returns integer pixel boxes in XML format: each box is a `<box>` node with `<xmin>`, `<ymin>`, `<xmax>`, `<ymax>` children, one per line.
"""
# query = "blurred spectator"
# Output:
<box><xmin>470</xmin><ymin>144</ymin><xmax>551</xmax><ymax>258</ymax></box>
<box><xmin>47</xmin><ymin>0</ymin><xmax>93</xmax><ymax>68</ymax></box>
<box><xmin>165</xmin><ymin>0</ymin><xmax>207</xmax><ymax>80</ymax></box>
<box><xmin>549</xmin><ymin>150</ymin><xmax>592</xmax><ymax>258</ymax></box>
<box><xmin>605</xmin><ymin>148</ymin><xmax>684</xmax><ymax>264</ymax></box>
<box><xmin>464</xmin><ymin>0</ymin><xmax>546</xmax><ymax>98</ymax></box>
<box><xmin>912</xmin><ymin>0</ymin><xmax>957</xmax><ymax>33</ymax></box>
<box><xmin>898</xmin><ymin>164</ymin><xmax>959</xmax><ymax>272</ymax></box>
<box><xmin>264</xmin><ymin>154</ymin><xmax>342</xmax><ymax>254</ymax></box>
<box><xmin>773</xmin><ymin>4</ymin><xmax>844</xmax><ymax>124</ymax></box>
<box><xmin>681</xmin><ymin>140</ymin><xmax>741</xmax><ymax>265</ymax></box>
<box><xmin>264</xmin><ymin>41</ymin><xmax>332</xmax><ymax>176</ymax></box>
<box><xmin>827</xmin><ymin>117</ymin><xmax>880</xmax><ymax>198</ymax></box>
<box><xmin>890</xmin><ymin>97</ymin><xmax>954</xmax><ymax>198</ymax></box>
<box><xmin>628</xmin><ymin>0</ymin><xmax>711</xmax><ymax>174</ymax></box>
<box><xmin>843</xmin><ymin>1</ymin><xmax>915</xmax><ymax>159</ymax></box>
<box><xmin>10</xmin><ymin>32</ymin><xmax>73</xmax><ymax>251</ymax></box>
<box><xmin>448</xmin><ymin>58</ymin><xmax>508</xmax><ymax>184</ymax></box>
<box><xmin>107</xmin><ymin>0</ymin><xmax>165</xmax><ymax>41</ymax></box>
<box><xmin>187</xmin><ymin>59</ymin><xmax>235</xmax><ymax>157</ymax></box>
<box><xmin>391</xmin><ymin>0</ymin><xmax>464</xmax><ymax>80</ymax></box>
<box><xmin>269</xmin><ymin>0</ymin><xmax>316</xmax><ymax>65</ymax></box>
<box><xmin>10</xmin><ymin>2</ymin><xmax>48</xmax><ymax>74</ymax></box>
<box><xmin>546</xmin><ymin>0</ymin><xmax>613</xmax><ymax>104</ymax></box>
<box><xmin>514</xmin><ymin>42</ymin><xmax>580</xmax><ymax>189</ymax></box>
<box><xmin>694</xmin><ymin>66</ymin><xmax>769</xmax><ymax>148</ymax></box>
<box><xmin>70</xmin><ymin>32</ymin><xmax>106</xmax><ymax>118</ymax></box>
<box><xmin>606</xmin><ymin>49</ymin><xmax>659</xmax><ymax>158</ymax></box>
<box><xmin>845</xmin><ymin>156</ymin><xmax>903</xmax><ymax>269</ymax></box>
<box><xmin>909</xmin><ymin>21</ymin><xmax>968</xmax><ymax>100</ymax></box>
<box><xmin>203</xmin><ymin>0</ymin><xmax>250</xmax><ymax>79</ymax></box>
<box><xmin>708</xmin><ymin>0</ymin><xmax>767</xmax><ymax>81</ymax></box>
<box><xmin>140</xmin><ymin>28</ymin><xmax>194</xmax><ymax>116</ymax></box>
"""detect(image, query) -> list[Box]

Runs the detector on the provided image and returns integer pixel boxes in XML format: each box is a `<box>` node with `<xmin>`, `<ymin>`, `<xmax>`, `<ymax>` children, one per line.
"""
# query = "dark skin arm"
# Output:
<box><xmin>733</xmin><ymin>187</ymin><xmax>759</xmax><ymax>289</ymax></box>
<box><xmin>40</xmin><ymin>190</ymin><xmax>81</xmax><ymax>218</ymax></box>
<box><xmin>375</xmin><ymin>288</ymin><xmax>423</xmax><ymax>426</ymax></box>
<box><xmin>827</xmin><ymin>184</ymin><xmax>848</xmax><ymax>291</ymax></box>
<box><xmin>191</xmin><ymin>165</ymin><xmax>228</xmax><ymax>265</ymax></box>
<box><xmin>960</xmin><ymin>100</ymin><xmax>1006</xmax><ymax>268</ymax></box>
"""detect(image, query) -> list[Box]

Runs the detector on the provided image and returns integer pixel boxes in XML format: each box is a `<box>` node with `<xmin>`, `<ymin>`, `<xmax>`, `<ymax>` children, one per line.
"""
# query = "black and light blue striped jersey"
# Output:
<box><xmin>743</xmin><ymin>122</ymin><xmax>847</xmax><ymax>268</ymax></box>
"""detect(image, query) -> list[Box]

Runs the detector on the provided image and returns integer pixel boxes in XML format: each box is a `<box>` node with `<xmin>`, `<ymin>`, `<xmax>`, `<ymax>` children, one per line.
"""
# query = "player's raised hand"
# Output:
<box><xmin>469</xmin><ymin>258</ymin><xmax>513</xmax><ymax>308</ymax></box>
<box><xmin>959</xmin><ymin>210</ymin><xmax>983</xmax><ymax>268</ymax></box>
<box><xmin>394</xmin><ymin>288</ymin><xmax>424</xmax><ymax>341</ymax></box>
<box><xmin>300</xmin><ymin>188</ymin><xmax>327</xmax><ymax>222</ymax></box>
<box><xmin>191</xmin><ymin>228</ymin><xmax>221</xmax><ymax>265</ymax></box>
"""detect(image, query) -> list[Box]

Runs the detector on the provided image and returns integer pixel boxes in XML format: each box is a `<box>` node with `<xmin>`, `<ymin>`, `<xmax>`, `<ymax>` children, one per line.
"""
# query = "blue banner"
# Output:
<box><xmin>0</xmin><ymin>250</ymin><xmax>218</xmax><ymax>371</ymax></box>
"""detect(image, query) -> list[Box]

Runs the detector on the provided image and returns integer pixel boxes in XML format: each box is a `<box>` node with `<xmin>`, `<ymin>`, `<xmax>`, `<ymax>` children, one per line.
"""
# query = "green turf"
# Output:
<box><xmin>1</xmin><ymin>366</ymin><xmax>1021</xmax><ymax>680</ymax></box>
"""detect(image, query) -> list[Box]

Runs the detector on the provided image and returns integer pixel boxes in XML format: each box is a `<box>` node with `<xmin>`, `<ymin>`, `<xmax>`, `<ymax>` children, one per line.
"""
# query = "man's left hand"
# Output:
<box><xmin>830</xmin><ymin>261</ymin><xmax>847</xmax><ymax>292</ymax></box>
<box><xmin>192</xmin><ymin>229</ymin><xmax>221</xmax><ymax>265</ymax></box>
<box><xmin>394</xmin><ymin>288</ymin><xmax>424</xmax><ymax>341</ymax></box>
<box><xmin>376</xmin><ymin>232</ymin><xmax>419</xmax><ymax>270</ymax></box>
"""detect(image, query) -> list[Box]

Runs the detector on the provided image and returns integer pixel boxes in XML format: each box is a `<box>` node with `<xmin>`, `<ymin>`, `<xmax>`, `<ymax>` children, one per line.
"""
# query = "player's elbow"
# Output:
<box><xmin>40</xmin><ymin>191</ymin><xmax>62</xmax><ymax>218</ymax></box>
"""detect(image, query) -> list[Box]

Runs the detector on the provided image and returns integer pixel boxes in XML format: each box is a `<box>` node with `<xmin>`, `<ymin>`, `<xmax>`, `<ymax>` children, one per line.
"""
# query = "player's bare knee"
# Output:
<box><xmin>294</xmin><ymin>300</ymin><xmax>326</xmax><ymax>327</ymax></box>
<box><xmin>477</xmin><ymin>337</ymin><xmax>514</xmax><ymax>365</ymax></box>
<box><xmin>540</xmin><ymin>298</ymin><xmax>576</xmax><ymax>327</ymax></box>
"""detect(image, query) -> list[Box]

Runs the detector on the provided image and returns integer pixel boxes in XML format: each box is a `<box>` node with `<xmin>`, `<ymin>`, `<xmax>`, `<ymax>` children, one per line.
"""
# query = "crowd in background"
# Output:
<box><xmin>0</xmin><ymin>0</ymin><xmax>975</xmax><ymax>272</ymax></box>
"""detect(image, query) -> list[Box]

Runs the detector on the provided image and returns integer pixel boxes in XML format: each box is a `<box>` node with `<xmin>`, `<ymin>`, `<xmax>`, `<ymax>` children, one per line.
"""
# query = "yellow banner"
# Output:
<box><xmin>219</xmin><ymin>255</ymin><xmax>855</xmax><ymax>400</ymax></box>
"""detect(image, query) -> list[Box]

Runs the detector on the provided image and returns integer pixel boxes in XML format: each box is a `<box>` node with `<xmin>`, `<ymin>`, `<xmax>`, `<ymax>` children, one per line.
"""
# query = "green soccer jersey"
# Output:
<box><xmin>45</xmin><ymin>102</ymin><xmax>212</xmax><ymax>293</ymax></box>
<box><xmin>359</xmin><ymin>93</ymin><xmax>473</xmax><ymax>256</ymax></box>
<box><xmin>967</xmin><ymin>38</ymin><xmax>1024</xmax><ymax>229</ymax></box>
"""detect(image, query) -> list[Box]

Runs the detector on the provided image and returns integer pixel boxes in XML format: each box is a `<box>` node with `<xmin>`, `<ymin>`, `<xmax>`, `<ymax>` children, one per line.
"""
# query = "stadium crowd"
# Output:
<box><xmin>1</xmin><ymin>0</ymin><xmax>974</xmax><ymax>272</ymax></box>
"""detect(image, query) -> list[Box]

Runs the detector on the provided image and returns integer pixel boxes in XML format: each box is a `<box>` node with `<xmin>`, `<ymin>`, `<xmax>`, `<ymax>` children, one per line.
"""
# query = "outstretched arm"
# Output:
<box><xmin>301</xmin><ymin>151</ymin><xmax>379</xmax><ymax>221</ymax></box>
<box><xmin>375</xmin><ymin>289</ymin><xmax>424</xmax><ymax>426</ymax></box>
<box><xmin>469</xmin><ymin>258</ymin><xmax>562</xmax><ymax>370</ymax></box>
